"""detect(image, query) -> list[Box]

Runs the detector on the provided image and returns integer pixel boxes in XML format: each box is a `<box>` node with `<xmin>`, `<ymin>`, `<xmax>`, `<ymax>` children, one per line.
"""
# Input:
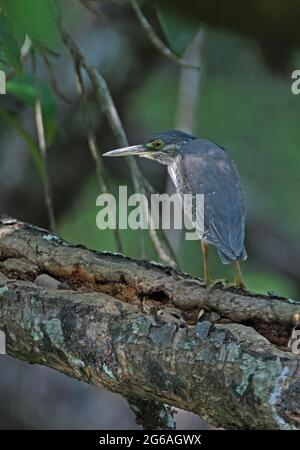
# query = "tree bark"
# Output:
<box><xmin>0</xmin><ymin>217</ymin><xmax>300</xmax><ymax>429</ymax></box>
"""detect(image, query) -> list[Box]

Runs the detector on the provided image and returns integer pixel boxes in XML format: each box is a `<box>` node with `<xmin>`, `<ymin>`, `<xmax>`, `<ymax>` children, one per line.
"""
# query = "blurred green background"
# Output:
<box><xmin>1</xmin><ymin>0</ymin><xmax>300</xmax><ymax>430</ymax></box>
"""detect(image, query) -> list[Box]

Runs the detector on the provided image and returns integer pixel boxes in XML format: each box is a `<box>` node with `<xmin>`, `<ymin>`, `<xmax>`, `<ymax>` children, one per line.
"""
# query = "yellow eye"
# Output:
<box><xmin>153</xmin><ymin>139</ymin><xmax>164</xmax><ymax>149</ymax></box>
<box><xmin>146</xmin><ymin>139</ymin><xmax>164</xmax><ymax>150</ymax></box>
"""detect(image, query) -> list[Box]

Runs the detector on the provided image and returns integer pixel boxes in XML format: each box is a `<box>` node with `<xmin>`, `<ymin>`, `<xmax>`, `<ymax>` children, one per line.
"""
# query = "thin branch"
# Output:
<box><xmin>32</xmin><ymin>51</ymin><xmax>57</xmax><ymax>233</ymax></box>
<box><xmin>34</xmin><ymin>99</ymin><xmax>57</xmax><ymax>233</ymax></box>
<box><xmin>175</xmin><ymin>30</ymin><xmax>204</xmax><ymax>132</ymax></box>
<box><xmin>130</xmin><ymin>0</ymin><xmax>201</xmax><ymax>70</ymax></box>
<box><xmin>43</xmin><ymin>46</ymin><xmax>61</xmax><ymax>58</ymax></box>
<box><xmin>74</xmin><ymin>64</ymin><xmax>107</xmax><ymax>194</ymax></box>
<box><xmin>82</xmin><ymin>58</ymin><xmax>149</xmax><ymax>257</ymax></box>
<box><xmin>41</xmin><ymin>48</ymin><xmax>73</xmax><ymax>105</ymax></box>
<box><xmin>59</xmin><ymin>25</ymin><xmax>177</xmax><ymax>266</ymax></box>
<box><xmin>165</xmin><ymin>30</ymin><xmax>204</xmax><ymax>252</ymax></box>
<box><xmin>79</xmin><ymin>0</ymin><xmax>107</xmax><ymax>20</ymax></box>
<box><xmin>74</xmin><ymin>62</ymin><xmax>123</xmax><ymax>252</ymax></box>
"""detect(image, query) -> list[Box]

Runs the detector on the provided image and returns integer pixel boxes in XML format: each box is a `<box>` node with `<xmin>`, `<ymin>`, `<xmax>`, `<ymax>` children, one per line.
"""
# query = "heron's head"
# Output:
<box><xmin>103</xmin><ymin>130</ymin><xmax>195</xmax><ymax>165</ymax></box>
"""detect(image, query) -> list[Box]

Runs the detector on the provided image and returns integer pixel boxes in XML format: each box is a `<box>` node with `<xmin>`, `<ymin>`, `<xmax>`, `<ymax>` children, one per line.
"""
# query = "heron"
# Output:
<box><xmin>103</xmin><ymin>130</ymin><xmax>247</xmax><ymax>288</ymax></box>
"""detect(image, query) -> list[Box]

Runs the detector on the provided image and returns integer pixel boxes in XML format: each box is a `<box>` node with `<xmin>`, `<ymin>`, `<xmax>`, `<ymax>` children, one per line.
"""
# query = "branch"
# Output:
<box><xmin>40</xmin><ymin>48</ymin><xmax>73</xmax><ymax>105</ymax></box>
<box><xmin>0</xmin><ymin>218</ymin><xmax>300</xmax><ymax>429</ymax></box>
<box><xmin>59</xmin><ymin>24</ymin><xmax>177</xmax><ymax>267</ymax></box>
<box><xmin>74</xmin><ymin>62</ymin><xmax>123</xmax><ymax>253</ymax></box>
<box><xmin>79</xmin><ymin>0</ymin><xmax>107</xmax><ymax>21</ymax></box>
<box><xmin>33</xmin><ymin>99</ymin><xmax>56</xmax><ymax>233</ymax></box>
<box><xmin>175</xmin><ymin>30</ymin><xmax>204</xmax><ymax>132</ymax></box>
<box><xmin>32</xmin><ymin>50</ymin><xmax>57</xmax><ymax>233</ymax></box>
<box><xmin>130</xmin><ymin>0</ymin><xmax>200</xmax><ymax>70</ymax></box>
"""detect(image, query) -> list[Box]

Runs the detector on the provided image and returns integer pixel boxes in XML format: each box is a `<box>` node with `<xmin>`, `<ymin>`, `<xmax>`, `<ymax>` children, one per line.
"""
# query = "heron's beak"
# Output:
<box><xmin>103</xmin><ymin>145</ymin><xmax>149</xmax><ymax>157</ymax></box>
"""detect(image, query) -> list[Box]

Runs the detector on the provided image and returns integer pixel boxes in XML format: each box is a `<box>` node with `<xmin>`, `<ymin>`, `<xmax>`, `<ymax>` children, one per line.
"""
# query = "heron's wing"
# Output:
<box><xmin>181</xmin><ymin>140</ymin><xmax>246</xmax><ymax>261</ymax></box>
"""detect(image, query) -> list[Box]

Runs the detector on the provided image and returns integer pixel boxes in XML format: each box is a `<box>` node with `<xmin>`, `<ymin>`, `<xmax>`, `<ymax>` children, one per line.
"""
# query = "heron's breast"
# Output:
<box><xmin>168</xmin><ymin>160</ymin><xmax>187</xmax><ymax>194</ymax></box>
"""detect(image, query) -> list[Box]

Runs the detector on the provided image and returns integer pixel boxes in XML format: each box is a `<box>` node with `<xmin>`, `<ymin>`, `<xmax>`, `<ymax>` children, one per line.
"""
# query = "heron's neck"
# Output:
<box><xmin>168</xmin><ymin>157</ymin><xmax>184</xmax><ymax>193</ymax></box>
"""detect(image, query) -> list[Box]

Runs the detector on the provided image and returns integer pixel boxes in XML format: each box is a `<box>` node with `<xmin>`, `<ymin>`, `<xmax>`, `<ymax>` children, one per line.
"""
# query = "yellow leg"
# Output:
<box><xmin>234</xmin><ymin>261</ymin><xmax>245</xmax><ymax>288</ymax></box>
<box><xmin>201</xmin><ymin>240</ymin><xmax>210</xmax><ymax>286</ymax></box>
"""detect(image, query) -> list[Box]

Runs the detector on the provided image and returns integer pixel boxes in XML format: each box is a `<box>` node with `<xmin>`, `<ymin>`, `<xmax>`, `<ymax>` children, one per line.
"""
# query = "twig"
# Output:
<box><xmin>79</xmin><ymin>0</ymin><xmax>107</xmax><ymax>20</ymax></box>
<box><xmin>32</xmin><ymin>51</ymin><xmax>57</xmax><ymax>233</ymax></box>
<box><xmin>175</xmin><ymin>30</ymin><xmax>204</xmax><ymax>132</ymax></box>
<box><xmin>166</xmin><ymin>31</ymin><xmax>204</xmax><ymax>252</ymax></box>
<box><xmin>74</xmin><ymin>62</ymin><xmax>123</xmax><ymax>252</ymax></box>
<box><xmin>130</xmin><ymin>0</ymin><xmax>200</xmax><ymax>70</ymax></box>
<box><xmin>43</xmin><ymin>46</ymin><xmax>61</xmax><ymax>58</ymax></box>
<box><xmin>41</xmin><ymin>48</ymin><xmax>73</xmax><ymax>105</ymax></box>
<box><xmin>34</xmin><ymin>99</ymin><xmax>57</xmax><ymax>232</ymax></box>
<box><xmin>60</xmin><ymin>26</ymin><xmax>177</xmax><ymax>266</ymax></box>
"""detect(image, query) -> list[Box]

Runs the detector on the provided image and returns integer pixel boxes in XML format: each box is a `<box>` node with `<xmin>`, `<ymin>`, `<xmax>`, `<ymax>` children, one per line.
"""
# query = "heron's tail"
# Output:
<box><xmin>217</xmin><ymin>245</ymin><xmax>247</xmax><ymax>265</ymax></box>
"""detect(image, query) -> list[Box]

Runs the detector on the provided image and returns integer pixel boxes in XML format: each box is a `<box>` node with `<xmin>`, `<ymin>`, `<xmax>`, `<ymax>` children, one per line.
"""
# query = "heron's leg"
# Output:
<box><xmin>200</xmin><ymin>240</ymin><xmax>210</xmax><ymax>285</ymax></box>
<box><xmin>234</xmin><ymin>261</ymin><xmax>245</xmax><ymax>288</ymax></box>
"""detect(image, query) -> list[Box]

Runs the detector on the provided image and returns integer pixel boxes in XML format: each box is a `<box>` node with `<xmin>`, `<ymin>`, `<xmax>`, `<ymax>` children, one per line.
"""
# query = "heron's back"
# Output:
<box><xmin>168</xmin><ymin>139</ymin><xmax>247</xmax><ymax>263</ymax></box>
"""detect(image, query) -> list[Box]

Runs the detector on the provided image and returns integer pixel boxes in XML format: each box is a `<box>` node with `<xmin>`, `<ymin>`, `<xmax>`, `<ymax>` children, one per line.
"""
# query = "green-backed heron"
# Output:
<box><xmin>104</xmin><ymin>130</ymin><xmax>247</xmax><ymax>287</ymax></box>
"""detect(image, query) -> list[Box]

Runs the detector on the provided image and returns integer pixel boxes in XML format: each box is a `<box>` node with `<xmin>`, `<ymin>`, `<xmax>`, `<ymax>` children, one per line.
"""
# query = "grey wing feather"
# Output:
<box><xmin>181</xmin><ymin>139</ymin><xmax>247</xmax><ymax>263</ymax></box>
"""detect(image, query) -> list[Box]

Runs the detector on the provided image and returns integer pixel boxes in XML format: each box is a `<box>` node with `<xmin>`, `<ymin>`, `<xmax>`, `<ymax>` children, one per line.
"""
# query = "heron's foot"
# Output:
<box><xmin>200</xmin><ymin>277</ymin><xmax>245</xmax><ymax>290</ymax></box>
<box><xmin>223</xmin><ymin>279</ymin><xmax>246</xmax><ymax>290</ymax></box>
<box><xmin>198</xmin><ymin>271</ymin><xmax>211</xmax><ymax>288</ymax></box>
<box><xmin>232</xmin><ymin>261</ymin><xmax>246</xmax><ymax>289</ymax></box>
<box><xmin>236</xmin><ymin>279</ymin><xmax>246</xmax><ymax>289</ymax></box>
<box><xmin>204</xmin><ymin>278</ymin><xmax>227</xmax><ymax>291</ymax></box>
<box><xmin>199</xmin><ymin>278</ymin><xmax>211</xmax><ymax>288</ymax></box>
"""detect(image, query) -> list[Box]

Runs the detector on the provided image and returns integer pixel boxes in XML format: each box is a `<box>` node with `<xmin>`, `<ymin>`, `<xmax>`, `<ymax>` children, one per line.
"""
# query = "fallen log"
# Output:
<box><xmin>0</xmin><ymin>217</ymin><xmax>299</xmax><ymax>429</ymax></box>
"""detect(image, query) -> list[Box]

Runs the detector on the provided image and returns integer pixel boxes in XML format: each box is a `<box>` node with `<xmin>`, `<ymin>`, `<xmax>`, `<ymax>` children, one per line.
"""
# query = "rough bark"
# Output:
<box><xmin>0</xmin><ymin>217</ymin><xmax>300</xmax><ymax>430</ymax></box>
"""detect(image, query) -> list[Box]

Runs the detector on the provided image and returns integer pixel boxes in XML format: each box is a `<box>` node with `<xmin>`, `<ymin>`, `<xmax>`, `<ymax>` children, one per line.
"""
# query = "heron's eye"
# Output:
<box><xmin>152</xmin><ymin>139</ymin><xmax>164</xmax><ymax>149</ymax></box>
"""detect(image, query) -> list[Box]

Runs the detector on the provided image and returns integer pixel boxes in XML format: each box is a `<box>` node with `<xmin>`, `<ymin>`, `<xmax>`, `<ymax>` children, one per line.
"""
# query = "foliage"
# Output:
<box><xmin>6</xmin><ymin>75</ymin><xmax>57</xmax><ymax>144</ymax></box>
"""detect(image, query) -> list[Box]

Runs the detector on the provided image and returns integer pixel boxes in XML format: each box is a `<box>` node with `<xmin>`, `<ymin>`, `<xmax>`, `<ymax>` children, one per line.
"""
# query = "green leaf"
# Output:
<box><xmin>155</xmin><ymin>6</ymin><xmax>199</xmax><ymax>56</ymax></box>
<box><xmin>0</xmin><ymin>108</ymin><xmax>45</xmax><ymax>177</ymax></box>
<box><xmin>0</xmin><ymin>0</ymin><xmax>59</xmax><ymax>48</ymax></box>
<box><xmin>0</xmin><ymin>10</ymin><xmax>21</xmax><ymax>71</ymax></box>
<box><xmin>6</xmin><ymin>74</ymin><xmax>57</xmax><ymax>144</ymax></box>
